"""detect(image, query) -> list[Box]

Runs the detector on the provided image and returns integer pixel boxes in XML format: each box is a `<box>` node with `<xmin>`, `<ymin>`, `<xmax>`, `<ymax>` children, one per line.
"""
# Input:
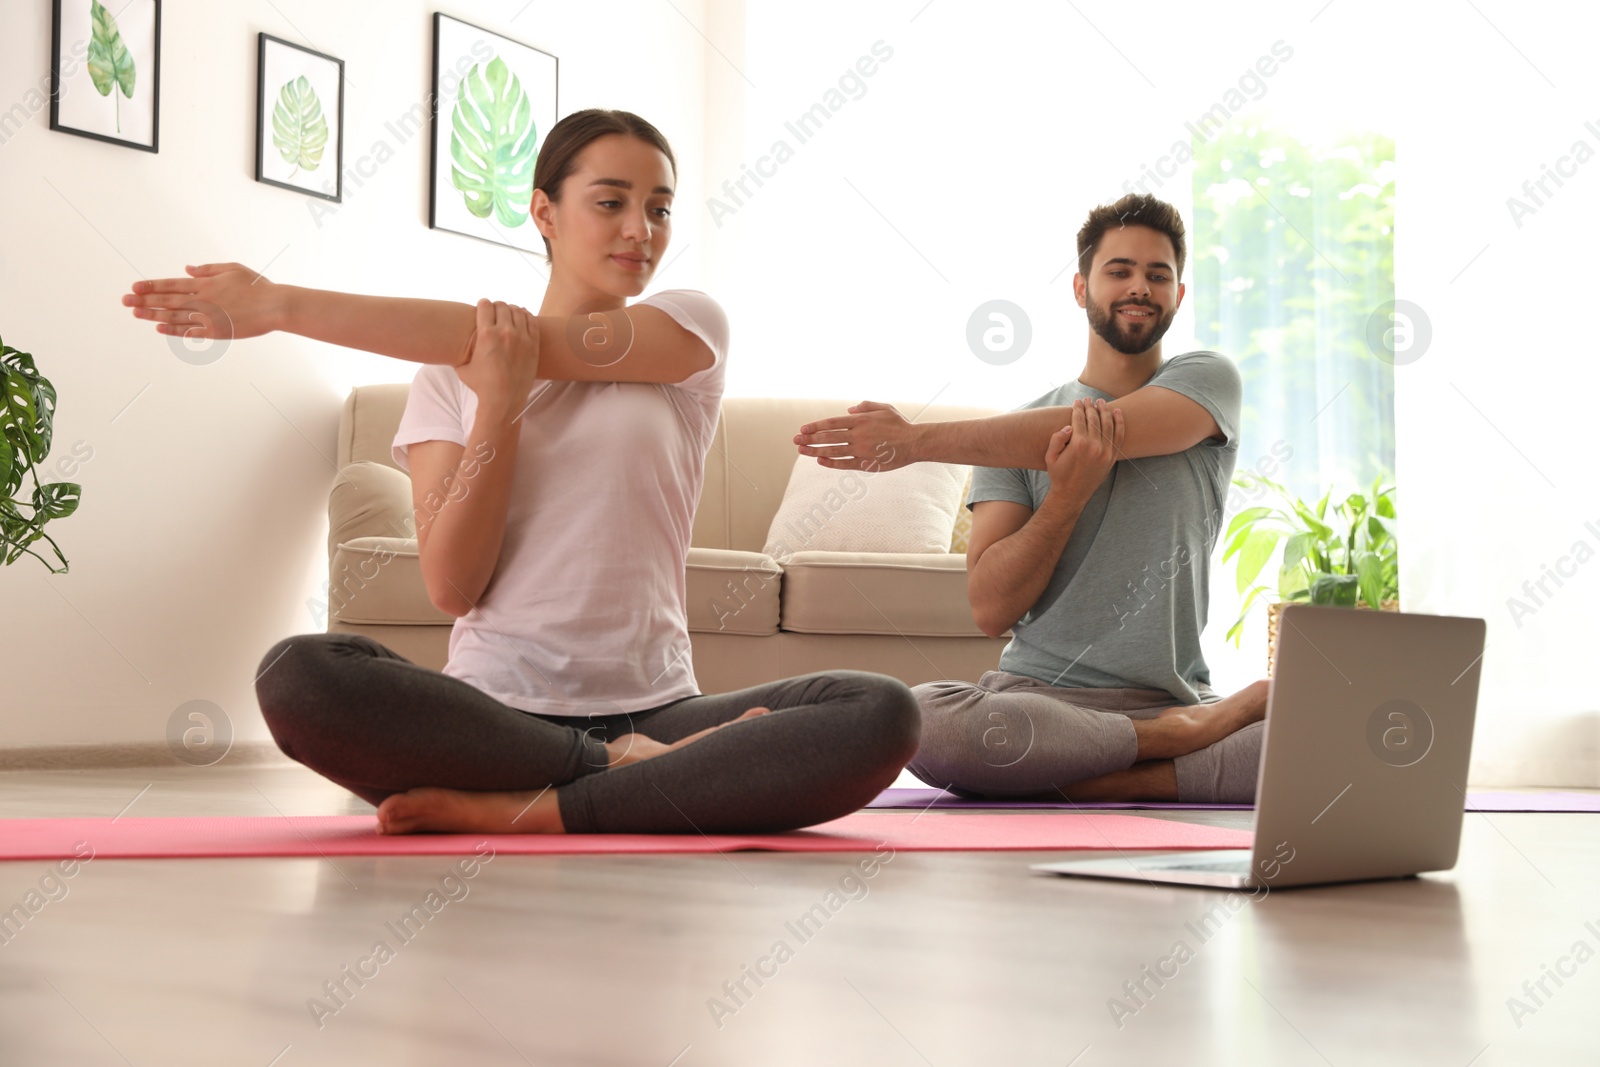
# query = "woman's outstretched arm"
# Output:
<box><xmin>125</xmin><ymin>262</ymin><xmax>477</xmax><ymax>365</ymax></box>
<box><xmin>123</xmin><ymin>262</ymin><xmax>715</xmax><ymax>382</ymax></box>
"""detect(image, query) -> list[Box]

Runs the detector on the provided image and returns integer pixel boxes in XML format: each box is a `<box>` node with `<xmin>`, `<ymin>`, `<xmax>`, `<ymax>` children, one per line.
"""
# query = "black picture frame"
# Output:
<box><xmin>255</xmin><ymin>33</ymin><xmax>345</xmax><ymax>203</ymax></box>
<box><xmin>49</xmin><ymin>0</ymin><xmax>161</xmax><ymax>152</ymax></box>
<box><xmin>428</xmin><ymin>12</ymin><xmax>559</xmax><ymax>253</ymax></box>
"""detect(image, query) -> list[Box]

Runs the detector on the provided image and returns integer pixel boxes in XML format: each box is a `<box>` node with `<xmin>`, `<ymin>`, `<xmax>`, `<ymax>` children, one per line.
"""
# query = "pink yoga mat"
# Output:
<box><xmin>0</xmin><ymin>812</ymin><xmax>1250</xmax><ymax>862</ymax></box>
<box><xmin>867</xmin><ymin>787</ymin><xmax>1600</xmax><ymax>813</ymax></box>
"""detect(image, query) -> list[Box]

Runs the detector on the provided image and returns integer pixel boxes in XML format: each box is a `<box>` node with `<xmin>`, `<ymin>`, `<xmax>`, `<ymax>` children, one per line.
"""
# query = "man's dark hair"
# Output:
<box><xmin>1075</xmin><ymin>193</ymin><xmax>1187</xmax><ymax>280</ymax></box>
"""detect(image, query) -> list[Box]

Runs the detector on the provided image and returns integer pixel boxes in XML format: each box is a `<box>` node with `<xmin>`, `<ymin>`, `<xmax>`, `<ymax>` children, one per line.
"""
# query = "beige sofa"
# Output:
<box><xmin>325</xmin><ymin>384</ymin><xmax>1010</xmax><ymax>692</ymax></box>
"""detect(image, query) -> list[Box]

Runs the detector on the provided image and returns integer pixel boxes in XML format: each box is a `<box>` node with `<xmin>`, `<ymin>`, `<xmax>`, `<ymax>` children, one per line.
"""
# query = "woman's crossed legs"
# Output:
<box><xmin>254</xmin><ymin>633</ymin><xmax>919</xmax><ymax>835</ymax></box>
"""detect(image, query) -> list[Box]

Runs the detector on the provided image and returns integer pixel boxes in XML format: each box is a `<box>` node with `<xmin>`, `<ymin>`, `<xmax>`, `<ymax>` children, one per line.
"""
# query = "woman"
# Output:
<box><xmin>123</xmin><ymin>109</ymin><xmax>918</xmax><ymax>835</ymax></box>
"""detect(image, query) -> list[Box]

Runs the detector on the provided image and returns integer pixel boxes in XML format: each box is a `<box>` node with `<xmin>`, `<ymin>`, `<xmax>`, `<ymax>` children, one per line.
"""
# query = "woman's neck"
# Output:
<box><xmin>538</xmin><ymin>273</ymin><xmax>628</xmax><ymax>317</ymax></box>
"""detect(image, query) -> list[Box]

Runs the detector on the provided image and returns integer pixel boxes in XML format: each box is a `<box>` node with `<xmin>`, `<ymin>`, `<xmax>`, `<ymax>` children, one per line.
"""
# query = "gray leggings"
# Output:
<box><xmin>906</xmin><ymin>670</ymin><xmax>1263</xmax><ymax>803</ymax></box>
<box><xmin>254</xmin><ymin>633</ymin><xmax>919</xmax><ymax>834</ymax></box>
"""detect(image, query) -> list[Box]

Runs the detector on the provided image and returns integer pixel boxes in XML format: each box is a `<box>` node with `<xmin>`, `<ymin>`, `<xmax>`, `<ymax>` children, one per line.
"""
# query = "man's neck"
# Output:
<box><xmin>1076</xmin><ymin>341</ymin><xmax>1163</xmax><ymax>399</ymax></box>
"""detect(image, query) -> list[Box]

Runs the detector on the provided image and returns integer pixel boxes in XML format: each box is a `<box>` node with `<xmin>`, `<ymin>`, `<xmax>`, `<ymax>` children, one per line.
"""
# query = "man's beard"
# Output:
<box><xmin>1085</xmin><ymin>293</ymin><xmax>1176</xmax><ymax>355</ymax></box>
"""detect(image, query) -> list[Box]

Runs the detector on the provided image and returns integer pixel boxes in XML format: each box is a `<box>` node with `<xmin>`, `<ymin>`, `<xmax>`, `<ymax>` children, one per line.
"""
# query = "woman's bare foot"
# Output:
<box><xmin>604</xmin><ymin>706</ymin><xmax>770</xmax><ymax>768</ymax></box>
<box><xmin>376</xmin><ymin>785</ymin><xmax>565</xmax><ymax>835</ymax></box>
<box><xmin>374</xmin><ymin>705</ymin><xmax>773</xmax><ymax>835</ymax></box>
<box><xmin>1133</xmin><ymin>679</ymin><xmax>1269</xmax><ymax>760</ymax></box>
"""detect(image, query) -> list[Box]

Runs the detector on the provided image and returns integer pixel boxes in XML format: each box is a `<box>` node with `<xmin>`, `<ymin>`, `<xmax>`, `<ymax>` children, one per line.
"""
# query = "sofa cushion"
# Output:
<box><xmin>692</xmin><ymin>397</ymin><xmax>1006</xmax><ymax>553</ymax></box>
<box><xmin>329</xmin><ymin>461</ymin><xmax>414</xmax><ymax>561</ymax></box>
<box><xmin>338</xmin><ymin>382</ymin><xmax>413</xmax><ymax>469</ymax></box>
<box><xmin>950</xmin><ymin>468</ymin><xmax>974</xmax><ymax>554</ymax></box>
<box><xmin>685</xmin><ymin>548</ymin><xmax>782</xmax><ymax>636</ymax></box>
<box><xmin>328</xmin><ymin>536</ymin><xmax>453</xmax><ymax>626</ymax></box>
<box><xmin>763</xmin><ymin>453</ymin><xmax>969</xmax><ymax>558</ymax></box>
<box><xmin>778</xmin><ymin>551</ymin><xmax>995</xmax><ymax>637</ymax></box>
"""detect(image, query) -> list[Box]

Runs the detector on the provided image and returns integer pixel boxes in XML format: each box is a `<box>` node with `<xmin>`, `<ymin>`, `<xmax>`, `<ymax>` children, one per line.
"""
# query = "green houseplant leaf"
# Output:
<box><xmin>0</xmin><ymin>433</ymin><xmax>14</xmax><ymax>499</ymax></box>
<box><xmin>1234</xmin><ymin>527</ymin><xmax>1283</xmax><ymax>595</ymax></box>
<box><xmin>1280</xmin><ymin>530</ymin><xmax>1314</xmax><ymax>574</ymax></box>
<box><xmin>2</xmin><ymin>368</ymin><xmax>41</xmax><ymax>462</ymax></box>
<box><xmin>1278</xmin><ymin>561</ymin><xmax>1311</xmax><ymax>601</ymax></box>
<box><xmin>32</xmin><ymin>481</ymin><xmax>81</xmax><ymax>521</ymax></box>
<box><xmin>1311</xmin><ymin>573</ymin><xmax>1360</xmax><ymax>607</ymax></box>
<box><xmin>1367</xmin><ymin>513</ymin><xmax>1398</xmax><ymax>550</ymax></box>
<box><xmin>1221</xmin><ymin>470</ymin><xmax>1399</xmax><ymax>646</ymax></box>
<box><xmin>1224</xmin><ymin>506</ymin><xmax>1274</xmax><ymax>546</ymax></box>
<box><xmin>272</xmin><ymin>76</ymin><xmax>329</xmax><ymax>177</ymax></box>
<box><xmin>1356</xmin><ymin>552</ymin><xmax>1386</xmax><ymax>610</ymax></box>
<box><xmin>87</xmin><ymin>0</ymin><xmax>136</xmax><ymax>134</ymax></box>
<box><xmin>449</xmin><ymin>56</ymin><xmax>538</xmax><ymax>228</ymax></box>
<box><xmin>1225</xmin><ymin>584</ymin><xmax>1276</xmax><ymax>645</ymax></box>
<box><xmin>1</xmin><ymin>336</ymin><xmax>77</xmax><ymax>572</ymax></box>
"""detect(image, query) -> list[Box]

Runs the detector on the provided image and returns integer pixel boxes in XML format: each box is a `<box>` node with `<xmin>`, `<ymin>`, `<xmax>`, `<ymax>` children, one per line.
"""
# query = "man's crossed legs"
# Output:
<box><xmin>907</xmin><ymin>672</ymin><xmax>1268</xmax><ymax>804</ymax></box>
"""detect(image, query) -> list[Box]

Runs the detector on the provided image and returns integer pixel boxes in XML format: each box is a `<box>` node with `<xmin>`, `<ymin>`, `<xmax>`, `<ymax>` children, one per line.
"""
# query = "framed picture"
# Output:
<box><xmin>50</xmin><ymin>0</ymin><xmax>161</xmax><ymax>152</ymax></box>
<box><xmin>429</xmin><ymin>13</ymin><xmax>558</xmax><ymax>253</ymax></box>
<box><xmin>256</xmin><ymin>34</ymin><xmax>344</xmax><ymax>202</ymax></box>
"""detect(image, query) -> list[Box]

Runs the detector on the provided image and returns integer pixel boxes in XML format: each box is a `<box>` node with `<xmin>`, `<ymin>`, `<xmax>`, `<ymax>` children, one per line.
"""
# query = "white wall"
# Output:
<box><xmin>0</xmin><ymin>0</ymin><xmax>709</xmax><ymax>749</ymax></box>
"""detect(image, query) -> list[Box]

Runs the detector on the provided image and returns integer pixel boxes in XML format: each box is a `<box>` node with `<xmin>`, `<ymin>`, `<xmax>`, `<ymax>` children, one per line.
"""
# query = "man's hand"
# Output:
<box><xmin>456</xmin><ymin>299</ymin><xmax>540</xmax><ymax>422</ymax></box>
<box><xmin>1045</xmin><ymin>398</ymin><xmax>1124</xmax><ymax>503</ymax></box>
<box><xmin>122</xmin><ymin>262</ymin><xmax>282</xmax><ymax>341</ymax></box>
<box><xmin>793</xmin><ymin>400</ymin><xmax>913</xmax><ymax>472</ymax></box>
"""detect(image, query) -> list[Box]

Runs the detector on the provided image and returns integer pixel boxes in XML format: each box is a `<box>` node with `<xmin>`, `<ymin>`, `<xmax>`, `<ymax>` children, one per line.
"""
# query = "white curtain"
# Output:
<box><xmin>1394</xmin><ymin>11</ymin><xmax>1600</xmax><ymax>786</ymax></box>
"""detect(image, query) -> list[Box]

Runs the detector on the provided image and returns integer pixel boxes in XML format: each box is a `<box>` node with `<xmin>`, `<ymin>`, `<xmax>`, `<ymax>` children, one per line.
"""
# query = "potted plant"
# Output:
<box><xmin>2</xmin><ymin>335</ymin><xmax>80</xmax><ymax>572</ymax></box>
<box><xmin>1221</xmin><ymin>472</ymin><xmax>1398</xmax><ymax>669</ymax></box>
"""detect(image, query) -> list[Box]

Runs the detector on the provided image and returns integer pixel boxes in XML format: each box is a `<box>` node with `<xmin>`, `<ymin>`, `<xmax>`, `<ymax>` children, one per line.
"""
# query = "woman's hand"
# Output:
<box><xmin>456</xmin><ymin>299</ymin><xmax>541</xmax><ymax>423</ymax></box>
<box><xmin>122</xmin><ymin>262</ymin><xmax>283</xmax><ymax>341</ymax></box>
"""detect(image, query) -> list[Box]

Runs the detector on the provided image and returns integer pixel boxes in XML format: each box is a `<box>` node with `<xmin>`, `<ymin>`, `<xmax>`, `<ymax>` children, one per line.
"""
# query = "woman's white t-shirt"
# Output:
<box><xmin>391</xmin><ymin>290</ymin><xmax>729</xmax><ymax>717</ymax></box>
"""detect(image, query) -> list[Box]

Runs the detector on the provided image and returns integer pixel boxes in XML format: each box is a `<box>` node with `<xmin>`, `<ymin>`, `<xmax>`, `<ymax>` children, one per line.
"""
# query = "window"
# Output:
<box><xmin>1192</xmin><ymin>124</ymin><xmax>1397</xmax><ymax>501</ymax></box>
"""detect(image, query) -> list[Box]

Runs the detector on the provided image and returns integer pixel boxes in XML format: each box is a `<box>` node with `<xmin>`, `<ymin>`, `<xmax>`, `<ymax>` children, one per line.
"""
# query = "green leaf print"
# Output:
<box><xmin>86</xmin><ymin>0</ymin><xmax>137</xmax><ymax>134</ymax></box>
<box><xmin>450</xmin><ymin>56</ymin><xmax>538</xmax><ymax>228</ymax></box>
<box><xmin>272</xmin><ymin>76</ymin><xmax>329</xmax><ymax>177</ymax></box>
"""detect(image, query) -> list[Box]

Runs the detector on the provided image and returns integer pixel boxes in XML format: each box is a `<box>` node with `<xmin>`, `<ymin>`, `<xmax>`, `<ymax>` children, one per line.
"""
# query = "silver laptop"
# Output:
<box><xmin>1031</xmin><ymin>604</ymin><xmax>1487</xmax><ymax>890</ymax></box>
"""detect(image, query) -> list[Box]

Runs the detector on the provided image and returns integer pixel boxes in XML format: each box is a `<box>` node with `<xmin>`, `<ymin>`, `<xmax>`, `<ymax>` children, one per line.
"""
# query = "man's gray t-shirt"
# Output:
<box><xmin>969</xmin><ymin>351</ymin><xmax>1241</xmax><ymax>705</ymax></box>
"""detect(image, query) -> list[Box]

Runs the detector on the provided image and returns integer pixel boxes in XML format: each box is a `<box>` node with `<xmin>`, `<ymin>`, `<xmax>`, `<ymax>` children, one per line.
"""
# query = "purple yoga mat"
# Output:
<box><xmin>868</xmin><ymin>787</ymin><xmax>1600</xmax><ymax>813</ymax></box>
<box><xmin>867</xmin><ymin>788</ymin><xmax>1249</xmax><ymax>811</ymax></box>
<box><xmin>1463</xmin><ymin>791</ymin><xmax>1600</xmax><ymax>813</ymax></box>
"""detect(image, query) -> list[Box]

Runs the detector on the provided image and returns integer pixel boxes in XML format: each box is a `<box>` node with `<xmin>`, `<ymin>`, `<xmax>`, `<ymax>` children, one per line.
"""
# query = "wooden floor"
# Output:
<box><xmin>0</xmin><ymin>762</ymin><xmax>1593</xmax><ymax>1066</ymax></box>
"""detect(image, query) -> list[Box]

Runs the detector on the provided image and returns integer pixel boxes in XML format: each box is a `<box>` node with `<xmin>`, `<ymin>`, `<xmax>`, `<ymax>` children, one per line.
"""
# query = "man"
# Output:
<box><xmin>793</xmin><ymin>193</ymin><xmax>1267</xmax><ymax>803</ymax></box>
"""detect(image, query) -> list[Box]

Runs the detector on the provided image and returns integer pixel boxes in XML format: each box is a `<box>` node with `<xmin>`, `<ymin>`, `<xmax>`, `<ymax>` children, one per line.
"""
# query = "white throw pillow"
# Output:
<box><xmin>763</xmin><ymin>453</ymin><xmax>970</xmax><ymax>558</ymax></box>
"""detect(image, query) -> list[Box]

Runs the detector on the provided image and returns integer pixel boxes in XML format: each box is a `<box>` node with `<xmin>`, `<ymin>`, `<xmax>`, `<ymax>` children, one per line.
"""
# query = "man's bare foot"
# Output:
<box><xmin>1056</xmin><ymin>760</ymin><xmax>1179</xmax><ymax>803</ymax></box>
<box><xmin>374</xmin><ymin>705</ymin><xmax>773</xmax><ymax>835</ymax></box>
<box><xmin>1134</xmin><ymin>679</ymin><xmax>1269</xmax><ymax>760</ymax></box>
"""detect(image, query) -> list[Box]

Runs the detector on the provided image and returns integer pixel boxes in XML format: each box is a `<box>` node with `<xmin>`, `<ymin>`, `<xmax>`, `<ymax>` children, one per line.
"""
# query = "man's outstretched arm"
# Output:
<box><xmin>796</xmin><ymin>383</ymin><xmax>1223</xmax><ymax>471</ymax></box>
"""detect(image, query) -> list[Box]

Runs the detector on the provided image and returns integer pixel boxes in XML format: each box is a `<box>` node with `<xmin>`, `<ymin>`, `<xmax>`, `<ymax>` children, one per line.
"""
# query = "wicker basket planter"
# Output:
<box><xmin>1265</xmin><ymin>599</ymin><xmax>1401</xmax><ymax>675</ymax></box>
